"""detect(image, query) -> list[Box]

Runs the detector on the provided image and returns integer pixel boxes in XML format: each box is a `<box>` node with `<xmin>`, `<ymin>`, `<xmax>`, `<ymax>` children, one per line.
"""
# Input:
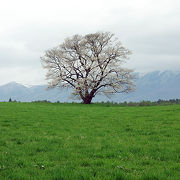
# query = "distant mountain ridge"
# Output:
<box><xmin>0</xmin><ymin>71</ymin><xmax>180</xmax><ymax>102</ymax></box>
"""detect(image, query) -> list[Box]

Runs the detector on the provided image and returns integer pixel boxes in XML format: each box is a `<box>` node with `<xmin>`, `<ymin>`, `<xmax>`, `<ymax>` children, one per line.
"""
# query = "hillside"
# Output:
<box><xmin>0</xmin><ymin>71</ymin><xmax>180</xmax><ymax>102</ymax></box>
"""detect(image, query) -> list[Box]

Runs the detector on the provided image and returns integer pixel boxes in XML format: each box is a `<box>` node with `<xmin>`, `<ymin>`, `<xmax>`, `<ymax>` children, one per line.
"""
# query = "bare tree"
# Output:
<box><xmin>41</xmin><ymin>32</ymin><xmax>135</xmax><ymax>104</ymax></box>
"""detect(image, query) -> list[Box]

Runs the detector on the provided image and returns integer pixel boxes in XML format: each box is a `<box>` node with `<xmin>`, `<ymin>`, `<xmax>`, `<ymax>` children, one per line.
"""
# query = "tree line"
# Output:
<box><xmin>7</xmin><ymin>98</ymin><xmax>180</xmax><ymax>106</ymax></box>
<box><xmin>96</xmin><ymin>99</ymin><xmax>180</xmax><ymax>106</ymax></box>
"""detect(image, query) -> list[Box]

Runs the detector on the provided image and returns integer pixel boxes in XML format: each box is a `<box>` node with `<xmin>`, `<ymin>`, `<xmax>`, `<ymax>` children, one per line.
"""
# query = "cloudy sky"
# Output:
<box><xmin>0</xmin><ymin>0</ymin><xmax>180</xmax><ymax>85</ymax></box>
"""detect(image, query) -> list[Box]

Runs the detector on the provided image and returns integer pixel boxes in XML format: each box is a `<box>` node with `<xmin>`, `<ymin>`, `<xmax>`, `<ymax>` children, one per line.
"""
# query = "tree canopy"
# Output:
<box><xmin>41</xmin><ymin>32</ymin><xmax>135</xmax><ymax>104</ymax></box>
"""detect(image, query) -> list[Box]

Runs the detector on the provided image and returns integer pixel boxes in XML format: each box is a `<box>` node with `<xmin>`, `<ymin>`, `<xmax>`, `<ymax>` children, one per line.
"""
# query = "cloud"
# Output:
<box><xmin>0</xmin><ymin>66</ymin><xmax>46</xmax><ymax>85</ymax></box>
<box><xmin>0</xmin><ymin>0</ymin><xmax>180</xmax><ymax>84</ymax></box>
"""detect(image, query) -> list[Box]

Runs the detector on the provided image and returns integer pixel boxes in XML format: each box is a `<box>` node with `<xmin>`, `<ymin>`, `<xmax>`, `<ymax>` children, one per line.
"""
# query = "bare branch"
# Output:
<box><xmin>41</xmin><ymin>32</ymin><xmax>135</xmax><ymax>104</ymax></box>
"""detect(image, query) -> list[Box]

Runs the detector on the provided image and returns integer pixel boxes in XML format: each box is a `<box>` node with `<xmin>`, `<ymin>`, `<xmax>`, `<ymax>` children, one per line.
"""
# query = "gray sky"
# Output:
<box><xmin>0</xmin><ymin>0</ymin><xmax>180</xmax><ymax>85</ymax></box>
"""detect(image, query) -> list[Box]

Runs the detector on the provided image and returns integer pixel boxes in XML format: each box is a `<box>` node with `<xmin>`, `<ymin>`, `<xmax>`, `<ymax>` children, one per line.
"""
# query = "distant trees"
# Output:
<box><xmin>31</xmin><ymin>99</ymin><xmax>180</xmax><ymax>106</ymax></box>
<box><xmin>41</xmin><ymin>32</ymin><xmax>135</xmax><ymax>104</ymax></box>
<box><xmin>8</xmin><ymin>98</ymin><xmax>18</xmax><ymax>102</ymax></box>
<box><xmin>92</xmin><ymin>99</ymin><xmax>180</xmax><ymax>106</ymax></box>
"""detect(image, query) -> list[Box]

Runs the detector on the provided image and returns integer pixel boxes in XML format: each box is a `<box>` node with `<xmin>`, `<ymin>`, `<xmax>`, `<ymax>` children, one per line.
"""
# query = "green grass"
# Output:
<box><xmin>0</xmin><ymin>102</ymin><xmax>180</xmax><ymax>180</ymax></box>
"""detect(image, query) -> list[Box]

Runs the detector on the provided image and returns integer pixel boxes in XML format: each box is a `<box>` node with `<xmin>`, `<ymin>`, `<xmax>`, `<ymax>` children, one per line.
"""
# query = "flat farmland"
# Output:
<box><xmin>0</xmin><ymin>103</ymin><xmax>180</xmax><ymax>180</ymax></box>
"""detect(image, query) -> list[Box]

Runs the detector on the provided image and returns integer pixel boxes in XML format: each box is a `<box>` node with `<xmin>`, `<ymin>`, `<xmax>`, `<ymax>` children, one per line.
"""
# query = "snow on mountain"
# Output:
<box><xmin>0</xmin><ymin>71</ymin><xmax>180</xmax><ymax>102</ymax></box>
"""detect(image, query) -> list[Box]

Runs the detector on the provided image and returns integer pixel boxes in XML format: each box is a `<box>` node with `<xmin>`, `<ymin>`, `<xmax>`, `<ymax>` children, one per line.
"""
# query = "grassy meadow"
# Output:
<box><xmin>0</xmin><ymin>102</ymin><xmax>180</xmax><ymax>180</ymax></box>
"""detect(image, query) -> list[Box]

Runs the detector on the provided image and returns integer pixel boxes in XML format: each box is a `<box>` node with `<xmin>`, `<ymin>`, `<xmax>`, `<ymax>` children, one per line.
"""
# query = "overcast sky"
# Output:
<box><xmin>0</xmin><ymin>0</ymin><xmax>180</xmax><ymax>85</ymax></box>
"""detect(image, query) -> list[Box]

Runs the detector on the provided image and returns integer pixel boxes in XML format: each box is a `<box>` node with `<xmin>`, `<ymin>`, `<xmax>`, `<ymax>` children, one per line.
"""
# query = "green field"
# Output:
<box><xmin>0</xmin><ymin>103</ymin><xmax>180</xmax><ymax>180</ymax></box>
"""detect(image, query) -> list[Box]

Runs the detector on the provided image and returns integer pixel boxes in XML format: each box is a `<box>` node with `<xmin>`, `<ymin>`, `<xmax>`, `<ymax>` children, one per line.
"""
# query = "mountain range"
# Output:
<box><xmin>0</xmin><ymin>71</ymin><xmax>180</xmax><ymax>102</ymax></box>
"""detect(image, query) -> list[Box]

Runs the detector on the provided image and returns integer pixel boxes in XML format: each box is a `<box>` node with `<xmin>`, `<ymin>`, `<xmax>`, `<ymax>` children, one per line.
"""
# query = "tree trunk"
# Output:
<box><xmin>83</xmin><ymin>95</ymin><xmax>93</xmax><ymax>104</ymax></box>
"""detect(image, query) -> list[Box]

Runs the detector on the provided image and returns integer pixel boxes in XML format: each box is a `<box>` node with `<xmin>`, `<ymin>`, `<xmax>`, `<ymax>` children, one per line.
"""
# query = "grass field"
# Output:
<box><xmin>0</xmin><ymin>102</ymin><xmax>180</xmax><ymax>180</ymax></box>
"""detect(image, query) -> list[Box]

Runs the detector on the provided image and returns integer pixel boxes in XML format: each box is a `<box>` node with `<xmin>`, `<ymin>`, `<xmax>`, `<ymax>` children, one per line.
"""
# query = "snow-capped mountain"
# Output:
<box><xmin>0</xmin><ymin>71</ymin><xmax>180</xmax><ymax>102</ymax></box>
